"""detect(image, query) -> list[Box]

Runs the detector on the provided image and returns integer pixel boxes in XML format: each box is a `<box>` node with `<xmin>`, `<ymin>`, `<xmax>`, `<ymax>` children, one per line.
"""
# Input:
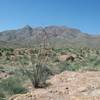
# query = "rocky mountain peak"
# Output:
<box><xmin>23</xmin><ymin>25</ymin><xmax>33</xmax><ymax>30</ymax></box>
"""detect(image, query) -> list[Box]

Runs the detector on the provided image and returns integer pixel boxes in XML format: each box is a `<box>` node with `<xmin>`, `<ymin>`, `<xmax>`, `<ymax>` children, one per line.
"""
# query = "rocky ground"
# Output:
<box><xmin>9</xmin><ymin>71</ymin><xmax>100</xmax><ymax>100</ymax></box>
<box><xmin>0</xmin><ymin>71</ymin><xmax>12</xmax><ymax>79</ymax></box>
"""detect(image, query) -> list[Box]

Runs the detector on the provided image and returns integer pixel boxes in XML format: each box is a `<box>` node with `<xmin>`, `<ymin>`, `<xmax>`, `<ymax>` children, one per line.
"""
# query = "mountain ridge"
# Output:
<box><xmin>0</xmin><ymin>25</ymin><xmax>100</xmax><ymax>48</ymax></box>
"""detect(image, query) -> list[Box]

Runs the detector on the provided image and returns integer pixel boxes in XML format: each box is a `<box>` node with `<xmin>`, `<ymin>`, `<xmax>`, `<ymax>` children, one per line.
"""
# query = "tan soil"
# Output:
<box><xmin>9</xmin><ymin>71</ymin><xmax>100</xmax><ymax>100</ymax></box>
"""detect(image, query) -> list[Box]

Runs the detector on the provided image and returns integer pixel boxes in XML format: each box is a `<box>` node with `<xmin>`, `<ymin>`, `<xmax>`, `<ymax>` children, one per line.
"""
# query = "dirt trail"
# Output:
<box><xmin>9</xmin><ymin>71</ymin><xmax>100</xmax><ymax>100</ymax></box>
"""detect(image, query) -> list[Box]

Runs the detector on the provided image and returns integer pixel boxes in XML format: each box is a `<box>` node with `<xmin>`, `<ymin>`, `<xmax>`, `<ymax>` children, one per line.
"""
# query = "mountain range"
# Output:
<box><xmin>0</xmin><ymin>25</ymin><xmax>100</xmax><ymax>48</ymax></box>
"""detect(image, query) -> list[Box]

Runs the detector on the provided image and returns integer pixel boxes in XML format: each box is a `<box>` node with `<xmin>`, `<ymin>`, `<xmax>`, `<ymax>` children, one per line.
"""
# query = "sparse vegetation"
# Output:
<box><xmin>0</xmin><ymin>92</ymin><xmax>6</xmax><ymax>100</ymax></box>
<box><xmin>0</xmin><ymin>76</ymin><xmax>27</xmax><ymax>99</ymax></box>
<box><xmin>20</xmin><ymin>62</ymin><xmax>50</xmax><ymax>88</ymax></box>
<box><xmin>0</xmin><ymin>46</ymin><xmax>100</xmax><ymax>99</ymax></box>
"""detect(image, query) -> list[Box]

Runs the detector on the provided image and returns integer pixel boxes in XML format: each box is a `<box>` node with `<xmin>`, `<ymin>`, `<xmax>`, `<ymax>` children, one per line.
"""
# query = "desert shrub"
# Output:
<box><xmin>0</xmin><ymin>66</ymin><xmax>5</xmax><ymax>71</ymax></box>
<box><xmin>23</xmin><ymin>63</ymin><xmax>49</xmax><ymax>88</ymax></box>
<box><xmin>59</xmin><ymin>62</ymin><xmax>80</xmax><ymax>72</ymax></box>
<box><xmin>82</xmin><ymin>55</ymin><xmax>100</xmax><ymax>71</ymax></box>
<box><xmin>0</xmin><ymin>92</ymin><xmax>6</xmax><ymax>100</ymax></box>
<box><xmin>18</xmin><ymin>55</ymin><xmax>29</xmax><ymax>65</ymax></box>
<box><xmin>93</xmin><ymin>59</ymin><xmax>100</xmax><ymax>66</ymax></box>
<box><xmin>66</xmin><ymin>63</ymin><xmax>80</xmax><ymax>71</ymax></box>
<box><xmin>0</xmin><ymin>76</ymin><xmax>27</xmax><ymax>98</ymax></box>
<box><xmin>5</xmin><ymin>56</ymin><xmax>10</xmax><ymax>61</ymax></box>
<box><xmin>19</xmin><ymin>54</ymin><xmax>51</xmax><ymax>88</ymax></box>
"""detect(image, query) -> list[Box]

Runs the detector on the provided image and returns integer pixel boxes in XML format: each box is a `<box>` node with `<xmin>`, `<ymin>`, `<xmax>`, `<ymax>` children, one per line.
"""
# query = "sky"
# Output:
<box><xmin>0</xmin><ymin>0</ymin><xmax>100</xmax><ymax>35</ymax></box>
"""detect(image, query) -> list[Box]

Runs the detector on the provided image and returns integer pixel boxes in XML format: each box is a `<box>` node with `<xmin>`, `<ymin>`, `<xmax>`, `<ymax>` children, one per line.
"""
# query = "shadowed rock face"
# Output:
<box><xmin>0</xmin><ymin>25</ymin><xmax>100</xmax><ymax>48</ymax></box>
<box><xmin>9</xmin><ymin>71</ymin><xmax>100</xmax><ymax>100</ymax></box>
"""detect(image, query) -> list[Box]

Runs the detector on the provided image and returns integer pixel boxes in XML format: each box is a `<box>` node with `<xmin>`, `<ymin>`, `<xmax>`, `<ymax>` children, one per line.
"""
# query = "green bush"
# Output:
<box><xmin>0</xmin><ymin>76</ymin><xmax>27</xmax><ymax>98</ymax></box>
<box><xmin>0</xmin><ymin>92</ymin><xmax>6</xmax><ymax>100</ymax></box>
<box><xmin>59</xmin><ymin>62</ymin><xmax>80</xmax><ymax>72</ymax></box>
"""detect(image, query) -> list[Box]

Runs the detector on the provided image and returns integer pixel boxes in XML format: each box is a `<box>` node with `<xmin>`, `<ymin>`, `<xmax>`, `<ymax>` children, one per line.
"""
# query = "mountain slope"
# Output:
<box><xmin>0</xmin><ymin>25</ymin><xmax>100</xmax><ymax>48</ymax></box>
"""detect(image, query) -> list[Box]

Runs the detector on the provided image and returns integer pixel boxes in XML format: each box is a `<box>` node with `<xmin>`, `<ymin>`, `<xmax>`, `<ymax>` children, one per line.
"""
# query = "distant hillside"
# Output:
<box><xmin>0</xmin><ymin>25</ymin><xmax>100</xmax><ymax>48</ymax></box>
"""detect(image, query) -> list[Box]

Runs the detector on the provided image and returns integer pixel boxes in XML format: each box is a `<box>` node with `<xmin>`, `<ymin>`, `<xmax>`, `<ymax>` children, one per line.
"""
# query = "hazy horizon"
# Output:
<box><xmin>0</xmin><ymin>0</ymin><xmax>100</xmax><ymax>35</ymax></box>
